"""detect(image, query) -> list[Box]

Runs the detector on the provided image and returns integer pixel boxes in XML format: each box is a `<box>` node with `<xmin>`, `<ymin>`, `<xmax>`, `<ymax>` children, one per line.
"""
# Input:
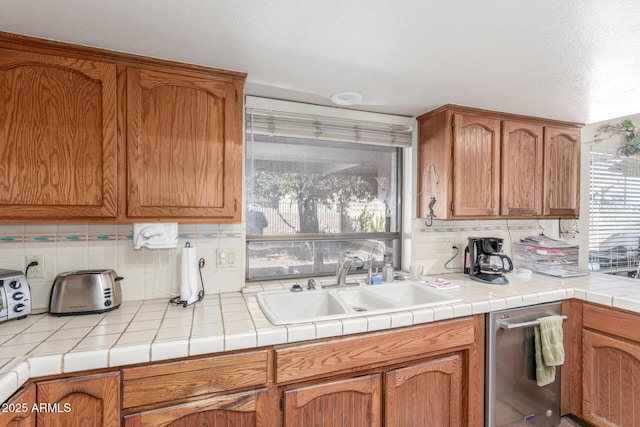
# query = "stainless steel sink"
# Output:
<box><xmin>256</xmin><ymin>282</ymin><xmax>461</xmax><ymax>325</ymax></box>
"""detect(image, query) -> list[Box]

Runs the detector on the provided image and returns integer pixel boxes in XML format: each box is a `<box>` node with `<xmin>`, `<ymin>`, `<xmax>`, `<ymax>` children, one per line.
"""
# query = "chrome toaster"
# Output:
<box><xmin>49</xmin><ymin>269</ymin><xmax>123</xmax><ymax>316</ymax></box>
<box><xmin>0</xmin><ymin>269</ymin><xmax>32</xmax><ymax>323</ymax></box>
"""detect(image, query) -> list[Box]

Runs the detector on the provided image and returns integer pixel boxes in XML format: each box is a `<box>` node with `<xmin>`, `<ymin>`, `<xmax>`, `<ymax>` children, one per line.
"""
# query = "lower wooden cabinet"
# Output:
<box><xmin>581</xmin><ymin>302</ymin><xmax>640</xmax><ymax>427</ymax></box>
<box><xmin>385</xmin><ymin>354</ymin><xmax>463</xmax><ymax>427</ymax></box>
<box><xmin>0</xmin><ymin>384</ymin><xmax>36</xmax><ymax>427</ymax></box>
<box><xmin>583</xmin><ymin>330</ymin><xmax>640</xmax><ymax>426</ymax></box>
<box><xmin>35</xmin><ymin>371</ymin><xmax>120</xmax><ymax>427</ymax></box>
<box><xmin>123</xmin><ymin>388</ymin><xmax>269</xmax><ymax>427</ymax></box>
<box><xmin>281</xmin><ymin>353</ymin><xmax>465</xmax><ymax>427</ymax></box>
<box><xmin>276</xmin><ymin>316</ymin><xmax>483</xmax><ymax>427</ymax></box>
<box><xmin>580</xmin><ymin>302</ymin><xmax>640</xmax><ymax>427</ymax></box>
<box><xmin>283</xmin><ymin>374</ymin><xmax>381</xmax><ymax>426</ymax></box>
<box><xmin>2</xmin><ymin>316</ymin><xmax>484</xmax><ymax>427</ymax></box>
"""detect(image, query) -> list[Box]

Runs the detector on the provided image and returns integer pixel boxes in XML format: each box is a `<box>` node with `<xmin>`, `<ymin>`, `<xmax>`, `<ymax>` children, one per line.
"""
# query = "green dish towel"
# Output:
<box><xmin>534</xmin><ymin>315</ymin><xmax>565</xmax><ymax>387</ymax></box>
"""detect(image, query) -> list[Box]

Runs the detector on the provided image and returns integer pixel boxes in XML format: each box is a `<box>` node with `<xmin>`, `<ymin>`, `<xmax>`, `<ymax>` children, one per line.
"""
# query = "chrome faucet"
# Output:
<box><xmin>367</xmin><ymin>241</ymin><xmax>386</xmax><ymax>285</ymax></box>
<box><xmin>336</xmin><ymin>251</ymin><xmax>355</xmax><ymax>286</ymax></box>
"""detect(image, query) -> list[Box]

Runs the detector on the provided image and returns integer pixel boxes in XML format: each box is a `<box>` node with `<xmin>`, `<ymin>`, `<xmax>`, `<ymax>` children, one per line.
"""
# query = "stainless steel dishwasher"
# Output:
<box><xmin>486</xmin><ymin>301</ymin><xmax>565</xmax><ymax>427</ymax></box>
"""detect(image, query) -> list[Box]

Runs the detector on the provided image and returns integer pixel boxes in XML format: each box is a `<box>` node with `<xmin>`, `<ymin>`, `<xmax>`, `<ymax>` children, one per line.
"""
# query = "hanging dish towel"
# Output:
<box><xmin>534</xmin><ymin>315</ymin><xmax>565</xmax><ymax>386</ymax></box>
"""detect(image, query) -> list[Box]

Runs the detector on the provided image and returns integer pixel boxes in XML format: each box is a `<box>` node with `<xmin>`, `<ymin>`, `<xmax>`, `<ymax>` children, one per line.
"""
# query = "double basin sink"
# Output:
<box><xmin>256</xmin><ymin>281</ymin><xmax>461</xmax><ymax>325</ymax></box>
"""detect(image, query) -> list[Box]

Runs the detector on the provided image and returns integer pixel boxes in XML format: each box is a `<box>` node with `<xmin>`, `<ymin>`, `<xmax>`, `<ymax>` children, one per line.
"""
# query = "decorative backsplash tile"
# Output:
<box><xmin>0</xmin><ymin>224</ymin><xmax>245</xmax><ymax>309</ymax></box>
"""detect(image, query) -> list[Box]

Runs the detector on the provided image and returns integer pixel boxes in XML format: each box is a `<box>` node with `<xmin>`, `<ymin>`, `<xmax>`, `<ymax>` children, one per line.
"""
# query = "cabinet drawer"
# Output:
<box><xmin>583</xmin><ymin>303</ymin><xmax>640</xmax><ymax>343</ymax></box>
<box><xmin>122</xmin><ymin>350</ymin><xmax>269</xmax><ymax>409</ymax></box>
<box><xmin>275</xmin><ymin>317</ymin><xmax>476</xmax><ymax>383</ymax></box>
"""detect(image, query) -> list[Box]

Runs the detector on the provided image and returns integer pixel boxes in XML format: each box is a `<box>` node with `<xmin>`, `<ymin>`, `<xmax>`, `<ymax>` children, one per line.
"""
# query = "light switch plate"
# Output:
<box><xmin>216</xmin><ymin>249</ymin><xmax>237</xmax><ymax>268</ymax></box>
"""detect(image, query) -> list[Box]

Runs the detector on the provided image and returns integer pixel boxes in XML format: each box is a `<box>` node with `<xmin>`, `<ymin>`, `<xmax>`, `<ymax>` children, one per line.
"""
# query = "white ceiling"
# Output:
<box><xmin>2</xmin><ymin>0</ymin><xmax>640</xmax><ymax>124</ymax></box>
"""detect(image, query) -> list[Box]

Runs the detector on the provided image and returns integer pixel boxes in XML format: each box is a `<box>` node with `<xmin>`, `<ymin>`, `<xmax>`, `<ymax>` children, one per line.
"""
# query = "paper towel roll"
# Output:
<box><xmin>180</xmin><ymin>246</ymin><xmax>199</xmax><ymax>305</ymax></box>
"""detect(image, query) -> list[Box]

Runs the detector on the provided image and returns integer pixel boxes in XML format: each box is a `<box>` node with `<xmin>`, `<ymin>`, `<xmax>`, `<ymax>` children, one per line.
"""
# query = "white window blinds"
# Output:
<box><xmin>245</xmin><ymin>96</ymin><xmax>413</xmax><ymax>147</ymax></box>
<box><xmin>589</xmin><ymin>152</ymin><xmax>640</xmax><ymax>271</ymax></box>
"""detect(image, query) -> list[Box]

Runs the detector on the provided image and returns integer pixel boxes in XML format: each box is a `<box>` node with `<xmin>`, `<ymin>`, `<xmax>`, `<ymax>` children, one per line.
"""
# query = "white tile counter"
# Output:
<box><xmin>1</xmin><ymin>271</ymin><xmax>640</xmax><ymax>403</ymax></box>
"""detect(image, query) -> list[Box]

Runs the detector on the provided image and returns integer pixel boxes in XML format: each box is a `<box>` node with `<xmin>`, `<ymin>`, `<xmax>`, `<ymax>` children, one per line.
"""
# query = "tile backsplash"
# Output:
<box><xmin>411</xmin><ymin>218</ymin><xmax>561</xmax><ymax>275</ymax></box>
<box><xmin>1</xmin><ymin>218</ymin><xmax>562</xmax><ymax>310</ymax></box>
<box><xmin>0</xmin><ymin>224</ymin><xmax>245</xmax><ymax>310</ymax></box>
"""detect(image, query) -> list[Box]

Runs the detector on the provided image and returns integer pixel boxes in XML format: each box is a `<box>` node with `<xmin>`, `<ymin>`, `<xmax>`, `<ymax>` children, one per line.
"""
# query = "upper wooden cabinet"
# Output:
<box><xmin>451</xmin><ymin>113</ymin><xmax>502</xmax><ymax>217</ymax></box>
<box><xmin>417</xmin><ymin>105</ymin><xmax>582</xmax><ymax>219</ymax></box>
<box><xmin>0</xmin><ymin>31</ymin><xmax>246</xmax><ymax>223</ymax></box>
<box><xmin>501</xmin><ymin>121</ymin><xmax>544</xmax><ymax>216</ymax></box>
<box><xmin>0</xmin><ymin>46</ymin><xmax>118</xmax><ymax>220</ymax></box>
<box><xmin>543</xmin><ymin>126</ymin><xmax>581</xmax><ymax>217</ymax></box>
<box><xmin>126</xmin><ymin>67</ymin><xmax>243</xmax><ymax>221</ymax></box>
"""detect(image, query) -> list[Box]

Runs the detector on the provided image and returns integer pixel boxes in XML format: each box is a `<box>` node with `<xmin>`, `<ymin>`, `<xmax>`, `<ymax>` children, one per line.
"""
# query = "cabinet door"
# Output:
<box><xmin>385</xmin><ymin>354</ymin><xmax>463</xmax><ymax>427</ymax></box>
<box><xmin>36</xmin><ymin>371</ymin><xmax>120</xmax><ymax>427</ymax></box>
<box><xmin>123</xmin><ymin>389</ymin><xmax>268</xmax><ymax>427</ymax></box>
<box><xmin>583</xmin><ymin>330</ymin><xmax>640</xmax><ymax>427</ymax></box>
<box><xmin>0</xmin><ymin>47</ymin><xmax>117</xmax><ymax>219</ymax></box>
<box><xmin>543</xmin><ymin>126</ymin><xmax>580</xmax><ymax>217</ymax></box>
<box><xmin>452</xmin><ymin>113</ymin><xmax>501</xmax><ymax>216</ymax></box>
<box><xmin>127</xmin><ymin>67</ymin><xmax>242</xmax><ymax>221</ymax></box>
<box><xmin>0</xmin><ymin>384</ymin><xmax>36</xmax><ymax>427</ymax></box>
<box><xmin>501</xmin><ymin>121</ymin><xmax>544</xmax><ymax>216</ymax></box>
<box><xmin>283</xmin><ymin>374</ymin><xmax>381</xmax><ymax>427</ymax></box>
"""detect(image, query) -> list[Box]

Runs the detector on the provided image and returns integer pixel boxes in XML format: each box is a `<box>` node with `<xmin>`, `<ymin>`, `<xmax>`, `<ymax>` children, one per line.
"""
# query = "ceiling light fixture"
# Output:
<box><xmin>330</xmin><ymin>91</ymin><xmax>363</xmax><ymax>106</ymax></box>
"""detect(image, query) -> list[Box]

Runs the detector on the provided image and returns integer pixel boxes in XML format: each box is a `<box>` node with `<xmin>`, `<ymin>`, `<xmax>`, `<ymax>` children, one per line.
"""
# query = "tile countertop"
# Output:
<box><xmin>2</xmin><ymin>271</ymin><xmax>640</xmax><ymax>403</ymax></box>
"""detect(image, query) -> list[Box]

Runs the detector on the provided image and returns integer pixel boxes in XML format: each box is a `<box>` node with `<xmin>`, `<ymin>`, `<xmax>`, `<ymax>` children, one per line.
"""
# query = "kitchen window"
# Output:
<box><xmin>245</xmin><ymin>97</ymin><xmax>413</xmax><ymax>281</ymax></box>
<box><xmin>589</xmin><ymin>152</ymin><xmax>640</xmax><ymax>272</ymax></box>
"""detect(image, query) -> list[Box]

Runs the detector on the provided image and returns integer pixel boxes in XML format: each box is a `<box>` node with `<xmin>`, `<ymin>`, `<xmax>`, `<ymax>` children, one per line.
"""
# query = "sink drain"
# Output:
<box><xmin>352</xmin><ymin>307</ymin><xmax>367</xmax><ymax>312</ymax></box>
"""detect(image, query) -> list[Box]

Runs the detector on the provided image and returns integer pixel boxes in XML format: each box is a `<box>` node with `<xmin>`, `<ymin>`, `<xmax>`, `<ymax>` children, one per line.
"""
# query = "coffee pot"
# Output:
<box><xmin>478</xmin><ymin>253</ymin><xmax>514</xmax><ymax>274</ymax></box>
<box><xmin>465</xmin><ymin>237</ymin><xmax>513</xmax><ymax>285</ymax></box>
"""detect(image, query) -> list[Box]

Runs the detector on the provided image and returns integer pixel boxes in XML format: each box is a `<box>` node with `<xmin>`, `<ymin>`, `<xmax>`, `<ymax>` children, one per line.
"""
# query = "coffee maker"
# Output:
<box><xmin>465</xmin><ymin>237</ymin><xmax>514</xmax><ymax>284</ymax></box>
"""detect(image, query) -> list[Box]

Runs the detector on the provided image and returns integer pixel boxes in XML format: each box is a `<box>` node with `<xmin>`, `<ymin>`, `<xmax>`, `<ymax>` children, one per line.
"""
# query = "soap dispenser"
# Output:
<box><xmin>382</xmin><ymin>262</ymin><xmax>394</xmax><ymax>282</ymax></box>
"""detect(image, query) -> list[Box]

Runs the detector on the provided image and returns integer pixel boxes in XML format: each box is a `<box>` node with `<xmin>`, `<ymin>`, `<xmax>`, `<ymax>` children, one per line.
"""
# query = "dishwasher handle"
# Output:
<box><xmin>497</xmin><ymin>315</ymin><xmax>568</xmax><ymax>330</ymax></box>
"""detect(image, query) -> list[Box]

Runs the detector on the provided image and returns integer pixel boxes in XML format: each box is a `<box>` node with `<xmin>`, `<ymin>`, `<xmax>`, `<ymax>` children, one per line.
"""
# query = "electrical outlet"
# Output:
<box><xmin>435</xmin><ymin>239</ymin><xmax>456</xmax><ymax>253</ymax></box>
<box><xmin>25</xmin><ymin>255</ymin><xmax>45</xmax><ymax>279</ymax></box>
<box><xmin>216</xmin><ymin>249</ymin><xmax>237</xmax><ymax>268</ymax></box>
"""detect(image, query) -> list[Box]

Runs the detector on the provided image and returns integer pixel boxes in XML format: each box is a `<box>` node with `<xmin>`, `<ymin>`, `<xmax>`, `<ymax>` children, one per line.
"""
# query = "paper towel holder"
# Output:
<box><xmin>170</xmin><ymin>241</ymin><xmax>206</xmax><ymax>307</ymax></box>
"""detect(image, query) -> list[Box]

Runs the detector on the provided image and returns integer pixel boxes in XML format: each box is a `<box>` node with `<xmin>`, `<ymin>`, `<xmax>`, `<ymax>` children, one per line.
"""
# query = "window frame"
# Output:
<box><xmin>588</xmin><ymin>150</ymin><xmax>640</xmax><ymax>273</ymax></box>
<box><xmin>244</xmin><ymin>96</ymin><xmax>412</xmax><ymax>283</ymax></box>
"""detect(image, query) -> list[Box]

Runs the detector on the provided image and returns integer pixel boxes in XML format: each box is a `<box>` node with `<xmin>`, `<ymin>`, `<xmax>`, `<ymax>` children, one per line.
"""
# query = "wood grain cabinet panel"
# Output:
<box><xmin>0</xmin><ymin>384</ymin><xmax>36</xmax><ymax>427</ymax></box>
<box><xmin>123</xmin><ymin>388</ymin><xmax>269</xmax><ymax>427</ymax></box>
<box><xmin>126</xmin><ymin>66</ymin><xmax>243</xmax><ymax>221</ymax></box>
<box><xmin>283</xmin><ymin>374</ymin><xmax>381</xmax><ymax>427</ymax></box>
<box><xmin>451</xmin><ymin>113</ymin><xmax>502</xmax><ymax>217</ymax></box>
<box><xmin>35</xmin><ymin>372</ymin><xmax>120</xmax><ymax>427</ymax></box>
<box><xmin>543</xmin><ymin>126</ymin><xmax>580</xmax><ymax>217</ymax></box>
<box><xmin>122</xmin><ymin>349</ymin><xmax>269</xmax><ymax>409</ymax></box>
<box><xmin>582</xmin><ymin>330</ymin><xmax>640</xmax><ymax>427</ymax></box>
<box><xmin>275</xmin><ymin>318</ymin><xmax>475</xmax><ymax>384</ymax></box>
<box><xmin>0</xmin><ymin>47</ymin><xmax>117</xmax><ymax>219</ymax></box>
<box><xmin>501</xmin><ymin>121</ymin><xmax>544</xmax><ymax>216</ymax></box>
<box><xmin>385</xmin><ymin>354</ymin><xmax>463</xmax><ymax>427</ymax></box>
<box><xmin>417</xmin><ymin>105</ymin><xmax>581</xmax><ymax>219</ymax></box>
